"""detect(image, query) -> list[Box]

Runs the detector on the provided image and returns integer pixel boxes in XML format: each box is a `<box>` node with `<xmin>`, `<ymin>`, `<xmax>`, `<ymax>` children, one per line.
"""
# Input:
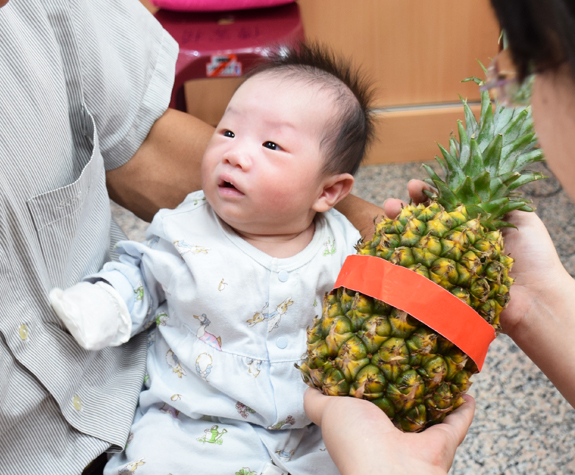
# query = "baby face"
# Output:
<box><xmin>201</xmin><ymin>73</ymin><xmax>338</xmax><ymax>237</ymax></box>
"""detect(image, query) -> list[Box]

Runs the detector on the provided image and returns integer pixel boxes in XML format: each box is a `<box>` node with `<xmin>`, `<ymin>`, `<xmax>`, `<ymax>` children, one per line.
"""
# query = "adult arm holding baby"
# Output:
<box><xmin>106</xmin><ymin>108</ymin><xmax>214</xmax><ymax>222</ymax></box>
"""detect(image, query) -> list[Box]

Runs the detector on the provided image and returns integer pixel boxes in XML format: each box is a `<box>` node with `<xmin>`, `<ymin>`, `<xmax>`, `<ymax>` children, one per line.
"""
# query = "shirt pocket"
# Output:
<box><xmin>26</xmin><ymin>107</ymin><xmax>111</xmax><ymax>289</ymax></box>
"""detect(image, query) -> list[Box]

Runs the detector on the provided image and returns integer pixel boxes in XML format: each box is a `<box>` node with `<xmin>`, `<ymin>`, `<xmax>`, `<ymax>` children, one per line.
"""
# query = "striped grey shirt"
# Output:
<box><xmin>0</xmin><ymin>0</ymin><xmax>177</xmax><ymax>473</ymax></box>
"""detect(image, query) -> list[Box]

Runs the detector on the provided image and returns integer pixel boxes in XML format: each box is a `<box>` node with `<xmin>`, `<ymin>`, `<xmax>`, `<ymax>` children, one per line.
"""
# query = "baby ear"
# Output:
<box><xmin>312</xmin><ymin>173</ymin><xmax>355</xmax><ymax>213</ymax></box>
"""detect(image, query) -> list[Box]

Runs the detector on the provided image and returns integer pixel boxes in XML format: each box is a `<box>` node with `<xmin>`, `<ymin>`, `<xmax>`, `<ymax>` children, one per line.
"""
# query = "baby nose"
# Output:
<box><xmin>223</xmin><ymin>148</ymin><xmax>251</xmax><ymax>169</ymax></box>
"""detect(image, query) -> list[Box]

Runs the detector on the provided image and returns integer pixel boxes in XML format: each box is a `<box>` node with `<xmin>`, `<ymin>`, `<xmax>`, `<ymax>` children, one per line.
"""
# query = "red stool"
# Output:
<box><xmin>154</xmin><ymin>3</ymin><xmax>304</xmax><ymax>112</ymax></box>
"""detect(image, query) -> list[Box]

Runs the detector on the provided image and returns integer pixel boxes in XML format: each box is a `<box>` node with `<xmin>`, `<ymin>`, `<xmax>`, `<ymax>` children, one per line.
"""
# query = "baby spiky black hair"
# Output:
<box><xmin>247</xmin><ymin>42</ymin><xmax>375</xmax><ymax>176</ymax></box>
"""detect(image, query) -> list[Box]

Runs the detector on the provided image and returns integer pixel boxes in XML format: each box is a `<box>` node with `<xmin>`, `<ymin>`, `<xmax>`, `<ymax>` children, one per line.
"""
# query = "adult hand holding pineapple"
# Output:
<box><xmin>304</xmin><ymin>388</ymin><xmax>475</xmax><ymax>475</ymax></box>
<box><xmin>386</xmin><ymin>182</ymin><xmax>575</xmax><ymax>408</ymax></box>
<box><xmin>383</xmin><ymin>180</ymin><xmax>567</xmax><ymax>335</ymax></box>
<box><xmin>379</xmin><ymin>3</ymin><xmax>575</xmax><ymax>411</ymax></box>
<box><xmin>486</xmin><ymin>209</ymin><xmax>575</xmax><ymax>405</ymax></box>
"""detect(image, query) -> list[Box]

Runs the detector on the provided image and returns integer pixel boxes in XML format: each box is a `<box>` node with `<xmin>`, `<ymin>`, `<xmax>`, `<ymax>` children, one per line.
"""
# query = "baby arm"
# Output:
<box><xmin>50</xmin><ymin>237</ymin><xmax>172</xmax><ymax>351</ymax></box>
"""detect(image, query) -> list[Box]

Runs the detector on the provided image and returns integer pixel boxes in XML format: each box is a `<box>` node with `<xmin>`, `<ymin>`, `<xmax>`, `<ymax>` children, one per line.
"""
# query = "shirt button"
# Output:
<box><xmin>19</xmin><ymin>324</ymin><xmax>29</xmax><ymax>341</ymax></box>
<box><xmin>278</xmin><ymin>271</ymin><xmax>289</xmax><ymax>282</ymax></box>
<box><xmin>276</xmin><ymin>337</ymin><xmax>288</xmax><ymax>349</ymax></box>
<box><xmin>72</xmin><ymin>396</ymin><xmax>83</xmax><ymax>411</ymax></box>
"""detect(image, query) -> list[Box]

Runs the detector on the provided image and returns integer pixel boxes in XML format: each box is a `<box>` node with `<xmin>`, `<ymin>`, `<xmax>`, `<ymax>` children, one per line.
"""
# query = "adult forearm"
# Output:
<box><xmin>507</xmin><ymin>273</ymin><xmax>575</xmax><ymax>407</ymax></box>
<box><xmin>106</xmin><ymin>108</ymin><xmax>215</xmax><ymax>222</ymax></box>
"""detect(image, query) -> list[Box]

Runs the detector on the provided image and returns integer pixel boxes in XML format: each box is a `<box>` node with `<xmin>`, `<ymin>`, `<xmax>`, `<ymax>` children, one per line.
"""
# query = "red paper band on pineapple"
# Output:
<box><xmin>333</xmin><ymin>254</ymin><xmax>495</xmax><ymax>371</ymax></box>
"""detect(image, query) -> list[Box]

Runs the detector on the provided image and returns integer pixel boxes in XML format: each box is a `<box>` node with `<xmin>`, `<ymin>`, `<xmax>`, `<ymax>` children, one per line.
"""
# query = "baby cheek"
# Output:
<box><xmin>251</xmin><ymin>183</ymin><xmax>288</xmax><ymax>214</ymax></box>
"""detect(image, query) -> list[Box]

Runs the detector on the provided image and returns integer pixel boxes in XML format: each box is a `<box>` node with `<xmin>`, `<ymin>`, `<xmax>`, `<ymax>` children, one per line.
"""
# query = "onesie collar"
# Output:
<box><xmin>214</xmin><ymin>210</ymin><xmax>328</xmax><ymax>273</ymax></box>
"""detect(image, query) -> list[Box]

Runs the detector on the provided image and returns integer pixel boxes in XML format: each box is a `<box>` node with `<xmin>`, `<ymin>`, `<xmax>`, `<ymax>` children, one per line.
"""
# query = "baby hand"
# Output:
<box><xmin>49</xmin><ymin>281</ymin><xmax>132</xmax><ymax>351</ymax></box>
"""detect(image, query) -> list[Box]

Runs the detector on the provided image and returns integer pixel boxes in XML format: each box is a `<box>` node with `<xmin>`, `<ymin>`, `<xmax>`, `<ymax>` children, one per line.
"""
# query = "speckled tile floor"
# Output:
<box><xmin>111</xmin><ymin>160</ymin><xmax>575</xmax><ymax>475</ymax></box>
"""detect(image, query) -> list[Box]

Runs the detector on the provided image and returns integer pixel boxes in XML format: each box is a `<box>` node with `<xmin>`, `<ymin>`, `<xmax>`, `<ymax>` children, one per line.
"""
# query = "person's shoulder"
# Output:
<box><xmin>147</xmin><ymin>191</ymin><xmax>210</xmax><ymax>236</ymax></box>
<box><xmin>154</xmin><ymin>191</ymin><xmax>208</xmax><ymax>220</ymax></box>
<box><xmin>323</xmin><ymin>208</ymin><xmax>360</xmax><ymax>234</ymax></box>
<box><xmin>175</xmin><ymin>190</ymin><xmax>209</xmax><ymax>212</ymax></box>
<box><xmin>319</xmin><ymin>208</ymin><xmax>362</xmax><ymax>251</ymax></box>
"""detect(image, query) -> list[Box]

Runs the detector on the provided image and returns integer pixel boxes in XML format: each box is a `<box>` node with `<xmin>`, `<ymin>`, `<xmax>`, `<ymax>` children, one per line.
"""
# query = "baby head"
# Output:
<box><xmin>201</xmin><ymin>43</ymin><xmax>374</xmax><ymax>240</ymax></box>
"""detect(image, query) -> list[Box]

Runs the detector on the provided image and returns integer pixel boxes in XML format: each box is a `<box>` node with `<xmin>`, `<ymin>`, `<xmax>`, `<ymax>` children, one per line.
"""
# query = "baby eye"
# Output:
<box><xmin>223</xmin><ymin>130</ymin><xmax>235</xmax><ymax>138</ymax></box>
<box><xmin>263</xmin><ymin>141</ymin><xmax>281</xmax><ymax>151</ymax></box>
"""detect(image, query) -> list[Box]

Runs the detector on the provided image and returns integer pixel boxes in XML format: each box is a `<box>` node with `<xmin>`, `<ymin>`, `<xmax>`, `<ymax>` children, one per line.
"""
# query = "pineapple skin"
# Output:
<box><xmin>297</xmin><ymin>200</ymin><xmax>514</xmax><ymax>432</ymax></box>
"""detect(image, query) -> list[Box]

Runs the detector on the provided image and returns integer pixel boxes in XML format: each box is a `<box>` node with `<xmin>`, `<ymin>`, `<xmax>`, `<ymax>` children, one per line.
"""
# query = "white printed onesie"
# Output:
<box><xmin>93</xmin><ymin>191</ymin><xmax>360</xmax><ymax>475</ymax></box>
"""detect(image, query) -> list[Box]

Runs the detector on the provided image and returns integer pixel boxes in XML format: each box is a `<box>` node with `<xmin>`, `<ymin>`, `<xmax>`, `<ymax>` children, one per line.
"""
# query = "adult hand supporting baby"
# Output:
<box><xmin>304</xmin><ymin>388</ymin><xmax>475</xmax><ymax>475</ymax></box>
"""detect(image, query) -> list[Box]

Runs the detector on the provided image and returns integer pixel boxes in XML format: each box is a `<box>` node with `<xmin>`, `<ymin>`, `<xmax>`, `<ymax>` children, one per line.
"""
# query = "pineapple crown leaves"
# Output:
<box><xmin>423</xmin><ymin>74</ymin><xmax>546</xmax><ymax>231</ymax></box>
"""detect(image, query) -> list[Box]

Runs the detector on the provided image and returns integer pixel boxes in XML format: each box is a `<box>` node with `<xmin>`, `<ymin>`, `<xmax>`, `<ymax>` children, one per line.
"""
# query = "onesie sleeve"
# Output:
<box><xmin>83</xmin><ymin>215</ymin><xmax>183</xmax><ymax>335</ymax></box>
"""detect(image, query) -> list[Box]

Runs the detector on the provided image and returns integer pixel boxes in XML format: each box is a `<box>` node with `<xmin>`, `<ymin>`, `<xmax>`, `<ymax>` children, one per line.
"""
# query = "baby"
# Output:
<box><xmin>50</xmin><ymin>43</ymin><xmax>374</xmax><ymax>475</ymax></box>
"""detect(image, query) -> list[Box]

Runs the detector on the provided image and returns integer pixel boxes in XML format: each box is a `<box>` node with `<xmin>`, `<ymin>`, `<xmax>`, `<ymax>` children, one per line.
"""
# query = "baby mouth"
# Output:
<box><xmin>218</xmin><ymin>178</ymin><xmax>243</xmax><ymax>195</ymax></box>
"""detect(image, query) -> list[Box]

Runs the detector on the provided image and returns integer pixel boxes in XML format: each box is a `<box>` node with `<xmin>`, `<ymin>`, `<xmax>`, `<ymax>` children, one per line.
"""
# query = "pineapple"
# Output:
<box><xmin>297</xmin><ymin>76</ymin><xmax>546</xmax><ymax>432</ymax></box>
